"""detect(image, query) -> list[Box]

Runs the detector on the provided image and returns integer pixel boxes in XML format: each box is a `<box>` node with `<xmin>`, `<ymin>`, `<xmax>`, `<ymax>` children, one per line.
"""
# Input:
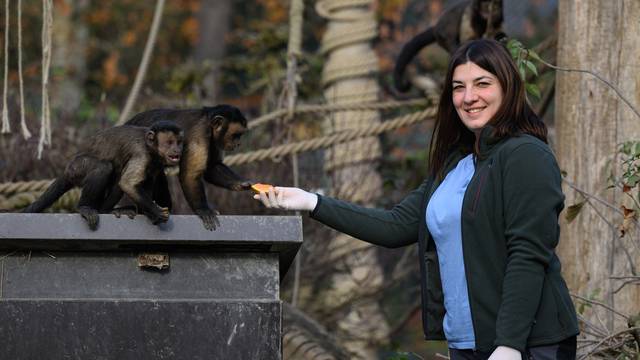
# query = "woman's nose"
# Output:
<box><xmin>463</xmin><ymin>89</ymin><xmax>478</xmax><ymax>103</ymax></box>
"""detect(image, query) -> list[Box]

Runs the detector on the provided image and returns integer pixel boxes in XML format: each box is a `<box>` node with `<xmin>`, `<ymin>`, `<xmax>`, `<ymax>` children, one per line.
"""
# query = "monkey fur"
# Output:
<box><xmin>393</xmin><ymin>0</ymin><xmax>505</xmax><ymax>93</ymax></box>
<box><xmin>125</xmin><ymin>104</ymin><xmax>250</xmax><ymax>231</ymax></box>
<box><xmin>22</xmin><ymin>121</ymin><xmax>184</xmax><ymax>230</ymax></box>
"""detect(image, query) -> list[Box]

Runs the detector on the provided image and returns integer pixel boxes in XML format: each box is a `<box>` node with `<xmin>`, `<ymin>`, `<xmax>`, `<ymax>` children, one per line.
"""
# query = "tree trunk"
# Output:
<box><xmin>311</xmin><ymin>1</ymin><xmax>390</xmax><ymax>358</ymax></box>
<box><xmin>193</xmin><ymin>0</ymin><xmax>232</xmax><ymax>103</ymax></box>
<box><xmin>555</xmin><ymin>0</ymin><xmax>640</xmax><ymax>333</ymax></box>
<box><xmin>51</xmin><ymin>0</ymin><xmax>89</xmax><ymax>117</ymax></box>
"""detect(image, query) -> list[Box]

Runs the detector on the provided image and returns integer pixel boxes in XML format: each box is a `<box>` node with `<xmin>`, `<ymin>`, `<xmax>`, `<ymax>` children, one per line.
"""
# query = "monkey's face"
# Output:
<box><xmin>221</xmin><ymin>122</ymin><xmax>247</xmax><ymax>152</ymax></box>
<box><xmin>155</xmin><ymin>131</ymin><xmax>184</xmax><ymax>166</ymax></box>
<box><xmin>452</xmin><ymin>61</ymin><xmax>503</xmax><ymax>136</ymax></box>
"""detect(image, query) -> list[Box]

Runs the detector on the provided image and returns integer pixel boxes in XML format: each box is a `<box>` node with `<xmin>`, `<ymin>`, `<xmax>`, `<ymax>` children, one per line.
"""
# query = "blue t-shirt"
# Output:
<box><xmin>426</xmin><ymin>153</ymin><xmax>476</xmax><ymax>349</ymax></box>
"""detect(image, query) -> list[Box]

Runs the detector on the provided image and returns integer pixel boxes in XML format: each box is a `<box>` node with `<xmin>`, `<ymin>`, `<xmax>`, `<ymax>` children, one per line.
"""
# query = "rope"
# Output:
<box><xmin>1</xmin><ymin>0</ymin><xmax>10</xmax><ymax>134</ymax></box>
<box><xmin>286</xmin><ymin>0</ymin><xmax>304</xmax><ymax>308</ymax></box>
<box><xmin>37</xmin><ymin>0</ymin><xmax>53</xmax><ymax>159</ymax></box>
<box><xmin>116</xmin><ymin>0</ymin><xmax>166</xmax><ymax>125</ymax></box>
<box><xmin>225</xmin><ymin>106</ymin><xmax>435</xmax><ymax>166</ymax></box>
<box><xmin>315</xmin><ymin>0</ymin><xmax>372</xmax><ymax>21</ymax></box>
<box><xmin>1</xmin><ymin>190</ymin><xmax>79</xmax><ymax>211</ymax></box>
<box><xmin>248</xmin><ymin>98</ymin><xmax>428</xmax><ymax>128</ymax></box>
<box><xmin>17</xmin><ymin>0</ymin><xmax>30</xmax><ymax>139</ymax></box>
<box><xmin>0</xmin><ymin>179</ymin><xmax>53</xmax><ymax>195</ymax></box>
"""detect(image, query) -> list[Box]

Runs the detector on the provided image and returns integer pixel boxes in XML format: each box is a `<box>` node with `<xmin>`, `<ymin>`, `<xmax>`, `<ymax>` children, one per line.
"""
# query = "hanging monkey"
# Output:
<box><xmin>393</xmin><ymin>0</ymin><xmax>505</xmax><ymax>93</ymax></box>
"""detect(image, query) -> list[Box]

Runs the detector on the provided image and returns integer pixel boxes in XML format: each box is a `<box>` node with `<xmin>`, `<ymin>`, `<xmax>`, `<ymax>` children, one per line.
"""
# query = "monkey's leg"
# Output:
<box><xmin>99</xmin><ymin>180</ymin><xmax>123</xmax><ymax>213</ymax></box>
<box><xmin>100</xmin><ymin>183</ymin><xmax>139</xmax><ymax>219</ymax></box>
<box><xmin>179</xmin><ymin>171</ymin><xmax>219</xmax><ymax>231</ymax></box>
<box><xmin>77</xmin><ymin>160</ymin><xmax>113</xmax><ymax>231</ymax></box>
<box><xmin>203</xmin><ymin>163</ymin><xmax>252</xmax><ymax>191</ymax></box>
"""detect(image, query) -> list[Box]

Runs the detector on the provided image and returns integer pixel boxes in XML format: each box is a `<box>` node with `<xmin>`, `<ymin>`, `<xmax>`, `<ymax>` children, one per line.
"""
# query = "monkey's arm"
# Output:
<box><xmin>203</xmin><ymin>163</ymin><xmax>252</xmax><ymax>191</ymax></box>
<box><xmin>152</xmin><ymin>172</ymin><xmax>172</xmax><ymax>210</ymax></box>
<box><xmin>180</xmin><ymin>169</ymin><xmax>220</xmax><ymax>231</ymax></box>
<box><xmin>119</xmin><ymin>158</ymin><xmax>168</xmax><ymax>224</ymax></box>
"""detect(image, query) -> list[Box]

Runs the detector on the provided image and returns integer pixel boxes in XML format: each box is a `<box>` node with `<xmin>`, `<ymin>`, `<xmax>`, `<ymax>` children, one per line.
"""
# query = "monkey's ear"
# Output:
<box><xmin>212</xmin><ymin>115</ymin><xmax>226</xmax><ymax>128</ymax></box>
<box><xmin>145</xmin><ymin>130</ymin><xmax>156</xmax><ymax>147</ymax></box>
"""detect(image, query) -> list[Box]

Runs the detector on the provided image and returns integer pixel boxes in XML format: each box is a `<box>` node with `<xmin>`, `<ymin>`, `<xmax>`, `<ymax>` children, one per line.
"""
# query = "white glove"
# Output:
<box><xmin>488</xmin><ymin>346</ymin><xmax>522</xmax><ymax>360</ymax></box>
<box><xmin>253</xmin><ymin>186</ymin><xmax>318</xmax><ymax>211</ymax></box>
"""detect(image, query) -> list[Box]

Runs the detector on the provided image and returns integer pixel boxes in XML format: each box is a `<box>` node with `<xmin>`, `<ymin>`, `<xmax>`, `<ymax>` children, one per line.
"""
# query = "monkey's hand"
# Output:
<box><xmin>231</xmin><ymin>180</ymin><xmax>253</xmax><ymax>191</ymax></box>
<box><xmin>195</xmin><ymin>208</ymin><xmax>221</xmax><ymax>231</ymax></box>
<box><xmin>253</xmin><ymin>186</ymin><xmax>318</xmax><ymax>211</ymax></box>
<box><xmin>78</xmin><ymin>206</ymin><xmax>99</xmax><ymax>231</ymax></box>
<box><xmin>146</xmin><ymin>206</ymin><xmax>170</xmax><ymax>225</ymax></box>
<box><xmin>112</xmin><ymin>206</ymin><xmax>137</xmax><ymax>219</ymax></box>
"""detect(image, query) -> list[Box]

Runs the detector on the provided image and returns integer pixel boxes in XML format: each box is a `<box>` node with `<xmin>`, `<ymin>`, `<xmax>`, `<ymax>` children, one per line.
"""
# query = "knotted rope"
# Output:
<box><xmin>17</xmin><ymin>0</ymin><xmax>30</xmax><ymax>139</ymax></box>
<box><xmin>116</xmin><ymin>0</ymin><xmax>166</xmax><ymax>125</ymax></box>
<box><xmin>37</xmin><ymin>0</ymin><xmax>53</xmax><ymax>159</ymax></box>
<box><xmin>1</xmin><ymin>0</ymin><xmax>10</xmax><ymax>133</ymax></box>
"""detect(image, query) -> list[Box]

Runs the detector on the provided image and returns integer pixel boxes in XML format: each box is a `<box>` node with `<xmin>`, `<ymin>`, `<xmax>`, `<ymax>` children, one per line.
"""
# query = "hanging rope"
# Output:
<box><xmin>1</xmin><ymin>0</ymin><xmax>10</xmax><ymax>134</ymax></box>
<box><xmin>286</xmin><ymin>0</ymin><xmax>304</xmax><ymax>308</ymax></box>
<box><xmin>17</xmin><ymin>0</ymin><xmax>30</xmax><ymax>139</ymax></box>
<box><xmin>37</xmin><ymin>0</ymin><xmax>53</xmax><ymax>159</ymax></box>
<box><xmin>116</xmin><ymin>0</ymin><xmax>166</xmax><ymax>125</ymax></box>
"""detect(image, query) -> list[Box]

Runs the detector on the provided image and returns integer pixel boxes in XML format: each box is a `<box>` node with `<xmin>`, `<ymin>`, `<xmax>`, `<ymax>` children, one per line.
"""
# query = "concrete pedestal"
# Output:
<box><xmin>0</xmin><ymin>214</ymin><xmax>302</xmax><ymax>360</ymax></box>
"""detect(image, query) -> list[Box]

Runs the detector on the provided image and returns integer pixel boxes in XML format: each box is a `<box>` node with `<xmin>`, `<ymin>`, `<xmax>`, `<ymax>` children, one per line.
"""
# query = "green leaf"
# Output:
<box><xmin>519</xmin><ymin>66</ymin><xmax>526</xmax><ymax>81</ymax></box>
<box><xmin>527</xmin><ymin>49</ymin><xmax>543</xmax><ymax>63</ymax></box>
<box><xmin>525</xmin><ymin>60</ymin><xmax>538</xmax><ymax>76</ymax></box>
<box><xmin>634</xmin><ymin>142</ymin><xmax>640</xmax><ymax>157</ymax></box>
<box><xmin>525</xmin><ymin>83</ymin><xmax>541</xmax><ymax>99</ymax></box>
<box><xmin>565</xmin><ymin>201</ymin><xmax>586</xmax><ymax>223</ymax></box>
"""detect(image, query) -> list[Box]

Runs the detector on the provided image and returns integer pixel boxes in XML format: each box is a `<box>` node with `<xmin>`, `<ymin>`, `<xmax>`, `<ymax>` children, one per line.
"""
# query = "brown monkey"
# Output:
<box><xmin>393</xmin><ymin>0</ymin><xmax>505</xmax><ymax>92</ymax></box>
<box><xmin>125</xmin><ymin>105</ymin><xmax>250</xmax><ymax>231</ymax></box>
<box><xmin>22</xmin><ymin>121</ymin><xmax>184</xmax><ymax>230</ymax></box>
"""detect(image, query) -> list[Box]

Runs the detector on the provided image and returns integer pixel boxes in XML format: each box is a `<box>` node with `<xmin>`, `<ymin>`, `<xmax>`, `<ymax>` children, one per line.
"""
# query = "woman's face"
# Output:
<box><xmin>452</xmin><ymin>61</ymin><xmax>503</xmax><ymax>136</ymax></box>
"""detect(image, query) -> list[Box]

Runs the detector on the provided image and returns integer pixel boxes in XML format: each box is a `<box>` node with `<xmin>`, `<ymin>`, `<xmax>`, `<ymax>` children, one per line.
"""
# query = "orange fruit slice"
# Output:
<box><xmin>251</xmin><ymin>183</ymin><xmax>273</xmax><ymax>193</ymax></box>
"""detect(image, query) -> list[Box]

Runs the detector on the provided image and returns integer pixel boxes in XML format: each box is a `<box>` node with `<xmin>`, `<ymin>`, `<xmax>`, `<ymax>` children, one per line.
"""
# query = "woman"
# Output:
<box><xmin>255</xmin><ymin>39</ymin><xmax>579</xmax><ymax>360</ymax></box>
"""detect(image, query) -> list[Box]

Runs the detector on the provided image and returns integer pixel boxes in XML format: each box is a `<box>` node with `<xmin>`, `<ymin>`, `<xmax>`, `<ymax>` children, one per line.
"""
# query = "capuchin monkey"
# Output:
<box><xmin>393</xmin><ymin>0</ymin><xmax>505</xmax><ymax>92</ymax></box>
<box><xmin>22</xmin><ymin>121</ymin><xmax>184</xmax><ymax>230</ymax></box>
<box><xmin>126</xmin><ymin>105</ymin><xmax>250</xmax><ymax>231</ymax></box>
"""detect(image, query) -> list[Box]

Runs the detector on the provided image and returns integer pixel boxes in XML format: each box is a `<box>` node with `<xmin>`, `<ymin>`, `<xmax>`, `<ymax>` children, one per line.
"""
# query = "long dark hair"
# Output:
<box><xmin>428</xmin><ymin>39</ymin><xmax>547</xmax><ymax>179</ymax></box>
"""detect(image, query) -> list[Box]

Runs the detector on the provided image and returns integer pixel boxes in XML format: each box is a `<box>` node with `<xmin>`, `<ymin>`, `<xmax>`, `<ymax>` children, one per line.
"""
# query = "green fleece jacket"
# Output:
<box><xmin>310</xmin><ymin>127</ymin><xmax>579</xmax><ymax>352</ymax></box>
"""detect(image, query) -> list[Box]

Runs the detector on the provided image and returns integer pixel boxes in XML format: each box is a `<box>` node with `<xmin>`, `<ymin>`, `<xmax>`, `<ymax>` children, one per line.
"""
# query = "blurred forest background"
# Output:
<box><xmin>0</xmin><ymin>0</ymin><xmax>639</xmax><ymax>359</ymax></box>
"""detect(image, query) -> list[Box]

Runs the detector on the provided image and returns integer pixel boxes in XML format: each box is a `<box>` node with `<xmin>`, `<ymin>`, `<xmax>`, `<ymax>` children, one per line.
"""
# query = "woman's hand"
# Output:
<box><xmin>488</xmin><ymin>346</ymin><xmax>522</xmax><ymax>360</ymax></box>
<box><xmin>253</xmin><ymin>186</ymin><xmax>318</xmax><ymax>211</ymax></box>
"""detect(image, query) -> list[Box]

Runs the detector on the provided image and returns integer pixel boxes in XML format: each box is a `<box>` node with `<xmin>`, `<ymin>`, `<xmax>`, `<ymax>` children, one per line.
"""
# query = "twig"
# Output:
<box><xmin>571</xmin><ymin>293</ymin><xmax>629</xmax><ymax>321</ymax></box>
<box><xmin>563</xmin><ymin>180</ymin><xmax>625</xmax><ymax>218</ymax></box>
<box><xmin>534</xmin><ymin>55</ymin><xmax>640</xmax><ymax>120</ymax></box>
<box><xmin>579</xmin><ymin>327</ymin><xmax>640</xmax><ymax>360</ymax></box>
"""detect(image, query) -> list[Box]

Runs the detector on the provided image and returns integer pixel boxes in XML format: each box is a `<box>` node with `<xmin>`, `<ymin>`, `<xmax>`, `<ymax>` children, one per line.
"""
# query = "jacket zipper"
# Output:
<box><xmin>471</xmin><ymin>159</ymin><xmax>493</xmax><ymax>214</ymax></box>
<box><xmin>463</xmin><ymin>157</ymin><xmax>493</xmax><ymax>348</ymax></box>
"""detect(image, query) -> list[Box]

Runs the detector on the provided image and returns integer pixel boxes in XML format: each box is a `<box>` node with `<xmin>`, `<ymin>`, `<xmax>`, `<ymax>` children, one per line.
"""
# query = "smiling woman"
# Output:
<box><xmin>253</xmin><ymin>39</ymin><xmax>579</xmax><ymax>360</ymax></box>
<box><xmin>452</xmin><ymin>62</ymin><xmax>504</xmax><ymax>136</ymax></box>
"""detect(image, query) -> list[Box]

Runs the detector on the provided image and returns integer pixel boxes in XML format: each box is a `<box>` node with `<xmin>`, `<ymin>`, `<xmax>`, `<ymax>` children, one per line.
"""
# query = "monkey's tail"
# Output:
<box><xmin>22</xmin><ymin>178</ymin><xmax>72</xmax><ymax>213</ymax></box>
<box><xmin>393</xmin><ymin>27</ymin><xmax>437</xmax><ymax>93</ymax></box>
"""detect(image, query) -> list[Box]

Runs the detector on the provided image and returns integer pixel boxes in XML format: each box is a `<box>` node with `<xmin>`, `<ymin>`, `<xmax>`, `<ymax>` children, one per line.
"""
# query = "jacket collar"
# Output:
<box><xmin>477</xmin><ymin>125</ymin><xmax>504</xmax><ymax>159</ymax></box>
